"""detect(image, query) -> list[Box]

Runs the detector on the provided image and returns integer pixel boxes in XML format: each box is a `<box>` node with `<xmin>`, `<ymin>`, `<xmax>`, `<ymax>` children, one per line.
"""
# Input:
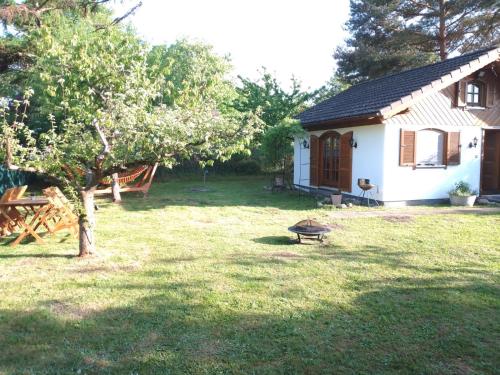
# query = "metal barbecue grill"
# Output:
<box><xmin>288</xmin><ymin>219</ymin><xmax>331</xmax><ymax>243</ymax></box>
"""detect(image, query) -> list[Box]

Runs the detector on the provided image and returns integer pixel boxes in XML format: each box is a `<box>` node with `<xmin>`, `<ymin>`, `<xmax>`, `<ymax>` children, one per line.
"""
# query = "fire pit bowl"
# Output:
<box><xmin>288</xmin><ymin>219</ymin><xmax>331</xmax><ymax>243</ymax></box>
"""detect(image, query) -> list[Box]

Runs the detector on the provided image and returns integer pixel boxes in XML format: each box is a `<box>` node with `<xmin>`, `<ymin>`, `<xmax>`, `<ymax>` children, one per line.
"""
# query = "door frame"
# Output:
<box><xmin>480</xmin><ymin>128</ymin><xmax>500</xmax><ymax>194</ymax></box>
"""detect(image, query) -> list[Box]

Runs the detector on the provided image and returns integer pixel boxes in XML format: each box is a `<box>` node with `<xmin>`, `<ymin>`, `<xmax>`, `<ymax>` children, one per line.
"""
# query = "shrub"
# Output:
<box><xmin>232</xmin><ymin>160</ymin><xmax>261</xmax><ymax>174</ymax></box>
<box><xmin>448</xmin><ymin>181</ymin><xmax>477</xmax><ymax>196</ymax></box>
<box><xmin>260</xmin><ymin>119</ymin><xmax>304</xmax><ymax>170</ymax></box>
<box><xmin>0</xmin><ymin>166</ymin><xmax>31</xmax><ymax>195</ymax></box>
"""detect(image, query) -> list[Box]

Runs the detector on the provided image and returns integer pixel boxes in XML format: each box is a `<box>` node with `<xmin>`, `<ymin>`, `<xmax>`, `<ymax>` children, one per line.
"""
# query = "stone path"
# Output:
<box><xmin>326</xmin><ymin>206</ymin><xmax>500</xmax><ymax>219</ymax></box>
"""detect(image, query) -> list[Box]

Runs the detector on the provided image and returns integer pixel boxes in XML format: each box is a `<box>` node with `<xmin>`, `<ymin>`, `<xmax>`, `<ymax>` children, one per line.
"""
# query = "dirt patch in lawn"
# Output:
<box><xmin>189</xmin><ymin>187</ymin><xmax>212</xmax><ymax>193</ymax></box>
<box><xmin>327</xmin><ymin>223</ymin><xmax>345</xmax><ymax>230</ymax></box>
<box><xmin>160</xmin><ymin>256</ymin><xmax>198</xmax><ymax>264</ymax></box>
<box><xmin>46</xmin><ymin>299</ymin><xmax>97</xmax><ymax>319</ymax></box>
<box><xmin>269</xmin><ymin>251</ymin><xmax>302</xmax><ymax>258</ymax></box>
<box><xmin>75</xmin><ymin>262</ymin><xmax>141</xmax><ymax>274</ymax></box>
<box><xmin>449</xmin><ymin>359</ymin><xmax>475</xmax><ymax>375</ymax></box>
<box><xmin>383</xmin><ymin>215</ymin><xmax>414</xmax><ymax>223</ymax></box>
<box><xmin>193</xmin><ymin>338</ymin><xmax>223</xmax><ymax>359</ymax></box>
<box><xmin>135</xmin><ymin>331</ymin><xmax>161</xmax><ymax>352</ymax></box>
<box><xmin>83</xmin><ymin>356</ymin><xmax>112</xmax><ymax>370</ymax></box>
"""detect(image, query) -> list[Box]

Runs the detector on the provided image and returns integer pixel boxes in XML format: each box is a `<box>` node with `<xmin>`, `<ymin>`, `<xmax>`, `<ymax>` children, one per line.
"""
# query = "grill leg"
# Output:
<box><xmin>361</xmin><ymin>190</ymin><xmax>367</xmax><ymax>206</ymax></box>
<box><xmin>297</xmin><ymin>234</ymin><xmax>301</xmax><ymax>243</ymax></box>
<box><xmin>367</xmin><ymin>191</ymin><xmax>379</xmax><ymax>207</ymax></box>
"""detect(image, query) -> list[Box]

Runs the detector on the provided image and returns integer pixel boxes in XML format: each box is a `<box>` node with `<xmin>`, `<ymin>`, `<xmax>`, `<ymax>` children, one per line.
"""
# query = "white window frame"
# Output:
<box><xmin>466</xmin><ymin>81</ymin><xmax>485</xmax><ymax>108</ymax></box>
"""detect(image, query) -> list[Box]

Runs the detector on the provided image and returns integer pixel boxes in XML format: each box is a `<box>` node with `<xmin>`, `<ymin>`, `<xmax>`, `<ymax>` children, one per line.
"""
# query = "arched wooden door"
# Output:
<box><xmin>319</xmin><ymin>131</ymin><xmax>341</xmax><ymax>187</ymax></box>
<box><xmin>317</xmin><ymin>131</ymin><xmax>352</xmax><ymax>192</ymax></box>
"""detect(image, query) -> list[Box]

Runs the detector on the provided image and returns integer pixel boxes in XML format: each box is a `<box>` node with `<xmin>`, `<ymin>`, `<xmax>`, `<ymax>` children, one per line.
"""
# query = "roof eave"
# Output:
<box><xmin>301</xmin><ymin>112</ymin><xmax>383</xmax><ymax>130</ymax></box>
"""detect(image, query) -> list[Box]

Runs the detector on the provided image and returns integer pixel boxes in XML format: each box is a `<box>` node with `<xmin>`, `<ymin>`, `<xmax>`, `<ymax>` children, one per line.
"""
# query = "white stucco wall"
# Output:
<box><xmin>382</xmin><ymin>125</ymin><xmax>483</xmax><ymax>202</ymax></box>
<box><xmin>293</xmin><ymin>124</ymin><xmax>386</xmax><ymax>201</ymax></box>
<box><xmin>294</xmin><ymin>123</ymin><xmax>484</xmax><ymax>203</ymax></box>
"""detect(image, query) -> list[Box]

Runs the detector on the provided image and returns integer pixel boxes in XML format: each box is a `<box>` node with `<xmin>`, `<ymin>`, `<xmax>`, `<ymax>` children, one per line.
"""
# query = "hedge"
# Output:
<box><xmin>0</xmin><ymin>166</ymin><xmax>32</xmax><ymax>195</ymax></box>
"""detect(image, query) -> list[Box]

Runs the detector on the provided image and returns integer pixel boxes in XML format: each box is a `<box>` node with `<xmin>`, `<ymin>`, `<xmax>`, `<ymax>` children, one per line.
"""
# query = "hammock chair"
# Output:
<box><xmin>94</xmin><ymin>163</ymin><xmax>158</xmax><ymax>197</ymax></box>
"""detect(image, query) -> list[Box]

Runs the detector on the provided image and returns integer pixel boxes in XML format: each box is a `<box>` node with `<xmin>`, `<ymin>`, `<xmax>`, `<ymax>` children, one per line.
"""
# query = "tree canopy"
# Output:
<box><xmin>233</xmin><ymin>69</ymin><xmax>317</xmax><ymax>129</ymax></box>
<box><xmin>336</xmin><ymin>0</ymin><xmax>500</xmax><ymax>84</ymax></box>
<box><xmin>147</xmin><ymin>40</ymin><xmax>237</xmax><ymax>111</ymax></box>
<box><xmin>260</xmin><ymin>118</ymin><xmax>304</xmax><ymax>178</ymax></box>
<box><xmin>0</xmin><ymin>10</ymin><xmax>260</xmax><ymax>256</ymax></box>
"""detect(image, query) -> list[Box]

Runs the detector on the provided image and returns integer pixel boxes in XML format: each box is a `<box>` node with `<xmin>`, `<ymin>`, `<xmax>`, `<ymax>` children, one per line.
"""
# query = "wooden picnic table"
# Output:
<box><xmin>0</xmin><ymin>196</ymin><xmax>51</xmax><ymax>246</ymax></box>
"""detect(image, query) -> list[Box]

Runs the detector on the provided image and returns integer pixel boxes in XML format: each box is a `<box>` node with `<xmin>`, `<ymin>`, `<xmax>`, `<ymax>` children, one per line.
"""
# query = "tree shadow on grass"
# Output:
<box><xmin>115</xmin><ymin>178</ymin><xmax>318</xmax><ymax>212</ymax></box>
<box><xmin>309</xmin><ymin>245</ymin><xmax>417</xmax><ymax>269</ymax></box>
<box><xmin>221</xmin><ymin>245</ymin><xmax>413</xmax><ymax>270</ymax></box>
<box><xmin>221</xmin><ymin>244</ymin><xmax>498</xmax><ymax>284</ymax></box>
<box><xmin>0</xmin><ymin>229</ymin><xmax>76</xmax><ymax>249</ymax></box>
<box><xmin>0</xmin><ymin>252</ymin><xmax>74</xmax><ymax>259</ymax></box>
<box><xmin>0</xmin><ymin>273</ymin><xmax>497</xmax><ymax>374</ymax></box>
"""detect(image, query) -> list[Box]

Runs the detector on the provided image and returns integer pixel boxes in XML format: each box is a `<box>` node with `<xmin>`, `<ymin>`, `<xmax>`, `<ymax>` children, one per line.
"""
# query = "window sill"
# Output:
<box><xmin>414</xmin><ymin>164</ymin><xmax>447</xmax><ymax>170</ymax></box>
<box><xmin>466</xmin><ymin>106</ymin><xmax>486</xmax><ymax>110</ymax></box>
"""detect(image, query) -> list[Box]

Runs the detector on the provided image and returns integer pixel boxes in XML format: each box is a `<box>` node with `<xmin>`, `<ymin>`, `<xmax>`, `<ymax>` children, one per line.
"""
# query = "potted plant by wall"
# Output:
<box><xmin>448</xmin><ymin>181</ymin><xmax>478</xmax><ymax>207</ymax></box>
<box><xmin>330</xmin><ymin>192</ymin><xmax>342</xmax><ymax>206</ymax></box>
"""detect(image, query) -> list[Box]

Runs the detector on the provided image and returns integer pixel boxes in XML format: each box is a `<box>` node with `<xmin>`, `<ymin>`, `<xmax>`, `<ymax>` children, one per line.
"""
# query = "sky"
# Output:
<box><xmin>110</xmin><ymin>0</ymin><xmax>351</xmax><ymax>91</ymax></box>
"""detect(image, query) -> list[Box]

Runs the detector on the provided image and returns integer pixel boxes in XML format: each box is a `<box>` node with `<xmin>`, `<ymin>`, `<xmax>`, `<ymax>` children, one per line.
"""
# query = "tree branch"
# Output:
<box><xmin>93</xmin><ymin>119</ymin><xmax>110</xmax><ymax>173</ymax></box>
<box><xmin>111</xmin><ymin>1</ymin><xmax>142</xmax><ymax>25</ymax></box>
<box><xmin>95</xmin><ymin>1</ymin><xmax>142</xmax><ymax>31</ymax></box>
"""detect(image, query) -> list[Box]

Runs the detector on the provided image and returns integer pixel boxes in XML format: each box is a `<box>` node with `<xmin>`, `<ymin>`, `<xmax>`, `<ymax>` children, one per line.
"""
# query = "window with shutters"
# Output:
<box><xmin>400</xmin><ymin>129</ymin><xmax>460</xmax><ymax>167</ymax></box>
<box><xmin>466</xmin><ymin>81</ymin><xmax>485</xmax><ymax>107</ymax></box>
<box><xmin>416</xmin><ymin>129</ymin><xmax>445</xmax><ymax>166</ymax></box>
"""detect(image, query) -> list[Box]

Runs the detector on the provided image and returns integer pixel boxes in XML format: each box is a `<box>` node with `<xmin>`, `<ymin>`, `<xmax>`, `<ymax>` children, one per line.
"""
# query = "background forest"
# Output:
<box><xmin>1</xmin><ymin>0</ymin><xmax>498</xmax><ymax>180</ymax></box>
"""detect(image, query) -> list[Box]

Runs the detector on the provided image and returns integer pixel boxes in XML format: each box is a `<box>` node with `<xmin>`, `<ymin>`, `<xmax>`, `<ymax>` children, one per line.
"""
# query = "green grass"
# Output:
<box><xmin>0</xmin><ymin>176</ymin><xmax>499</xmax><ymax>374</ymax></box>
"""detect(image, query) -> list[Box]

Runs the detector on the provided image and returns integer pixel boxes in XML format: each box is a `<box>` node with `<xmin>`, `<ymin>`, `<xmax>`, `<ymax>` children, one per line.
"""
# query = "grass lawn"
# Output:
<box><xmin>0</xmin><ymin>175</ymin><xmax>499</xmax><ymax>374</ymax></box>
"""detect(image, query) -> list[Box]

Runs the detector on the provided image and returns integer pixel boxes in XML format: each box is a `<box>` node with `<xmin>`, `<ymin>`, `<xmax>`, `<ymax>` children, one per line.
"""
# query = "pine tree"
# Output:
<box><xmin>336</xmin><ymin>0</ymin><xmax>500</xmax><ymax>84</ymax></box>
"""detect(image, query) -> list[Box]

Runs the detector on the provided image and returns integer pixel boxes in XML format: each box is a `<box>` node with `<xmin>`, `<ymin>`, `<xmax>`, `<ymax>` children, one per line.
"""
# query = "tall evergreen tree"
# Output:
<box><xmin>336</xmin><ymin>0</ymin><xmax>500</xmax><ymax>84</ymax></box>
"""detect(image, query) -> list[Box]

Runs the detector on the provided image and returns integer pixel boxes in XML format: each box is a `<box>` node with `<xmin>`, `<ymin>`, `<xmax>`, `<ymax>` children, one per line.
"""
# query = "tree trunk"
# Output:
<box><xmin>438</xmin><ymin>0</ymin><xmax>447</xmax><ymax>61</ymax></box>
<box><xmin>111</xmin><ymin>173</ymin><xmax>122</xmax><ymax>203</ymax></box>
<box><xmin>4</xmin><ymin>137</ymin><xmax>13</xmax><ymax>168</ymax></box>
<box><xmin>79</xmin><ymin>188</ymin><xmax>96</xmax><ymax>257</ymax></box>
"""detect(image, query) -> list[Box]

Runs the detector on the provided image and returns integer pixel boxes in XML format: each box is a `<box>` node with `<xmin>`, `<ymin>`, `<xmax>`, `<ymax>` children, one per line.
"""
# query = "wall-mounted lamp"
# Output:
<box><xmin>302</xmin><ymin>139</ymin><xmax>310</xmax><ymax>149</ymax></box>
<box><xmin>349</xmin><ymin>137</ymin><xmax>358</xmax><ymax>148</ymax></box>
<box><xmin>491</xmin><ymin>65</ymin><xmax>498</xmax><ymax>78</ymax></box>
<box><xmin>468</xmin><ymin>137</ymin><xmax>478</xmax><ymax>148</ymax></box>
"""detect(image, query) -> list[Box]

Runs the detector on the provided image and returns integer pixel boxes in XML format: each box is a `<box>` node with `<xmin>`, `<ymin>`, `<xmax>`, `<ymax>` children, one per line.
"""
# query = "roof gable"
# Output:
<box><xmin>298</xmin><ymin>46</ymin><xmax>500</xmax><ymax>127</ymax></box>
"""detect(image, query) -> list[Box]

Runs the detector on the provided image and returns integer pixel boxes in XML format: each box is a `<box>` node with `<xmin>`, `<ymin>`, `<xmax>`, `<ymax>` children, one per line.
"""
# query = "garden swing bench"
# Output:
<box><xmin>94</xmin><ymin>163</ymin><xmax>158</xmax><ymax>197</ymax></box>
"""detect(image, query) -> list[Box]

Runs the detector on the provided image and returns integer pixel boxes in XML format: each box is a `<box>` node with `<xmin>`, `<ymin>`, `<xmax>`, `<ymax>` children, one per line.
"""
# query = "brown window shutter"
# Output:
<box><xmin>446</xmin><ymin>131</ymin><xmax>461</xmax><ymax>165</ymax></box>
<box><xmin>309</xmin><ymin>135</ymin><xmax>319</xmax><ymax>186</ymax></box>
<box><xmin>399</xmin><ymin>129</ymin><xmax>416</xmax><ymax>166</ymax></box>
<box><xmin>453</xmin><ymin>82</ymin><xmax>460</xmax><ymax>107</ymax></box>
<box><xmin>338</xmin><ymin>132</ymin><xmax>353</xmax><ymax>192</ymax></box>
<box><xmin>486</xmin><ymin>82</ymin><xmax>495</xmax><ymax>107</ymax></box>
<box><xmin>455</xmin><ymin>81</ymin><xmax>466</xmax><ymax>107</ymax></box>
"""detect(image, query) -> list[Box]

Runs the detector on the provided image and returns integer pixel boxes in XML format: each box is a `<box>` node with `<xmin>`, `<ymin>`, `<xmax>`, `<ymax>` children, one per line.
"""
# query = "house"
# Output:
<box><xmin>294</xmin><ymin>46</ymin><xmax>500</xmax><ymax>205</ymax></box>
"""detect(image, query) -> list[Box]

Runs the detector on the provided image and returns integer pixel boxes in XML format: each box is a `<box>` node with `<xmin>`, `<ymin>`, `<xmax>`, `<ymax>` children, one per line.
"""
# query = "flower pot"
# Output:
<box><xmin>449</xmin><ymin>195</ymin><xmax>477</xmax><ymax>207</ymax></box>
<box><xmin>330</xmin><ymin>194</ymin><xmax>342</xmax><ymax>206</ymax></box>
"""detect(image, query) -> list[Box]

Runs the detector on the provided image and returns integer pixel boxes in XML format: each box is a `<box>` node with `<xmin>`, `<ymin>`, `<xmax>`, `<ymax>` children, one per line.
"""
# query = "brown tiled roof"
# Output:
<box><xmin>298</xmin><ymin>46</ymin><xmax>499</xmax><ymax>126</ymax></box>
